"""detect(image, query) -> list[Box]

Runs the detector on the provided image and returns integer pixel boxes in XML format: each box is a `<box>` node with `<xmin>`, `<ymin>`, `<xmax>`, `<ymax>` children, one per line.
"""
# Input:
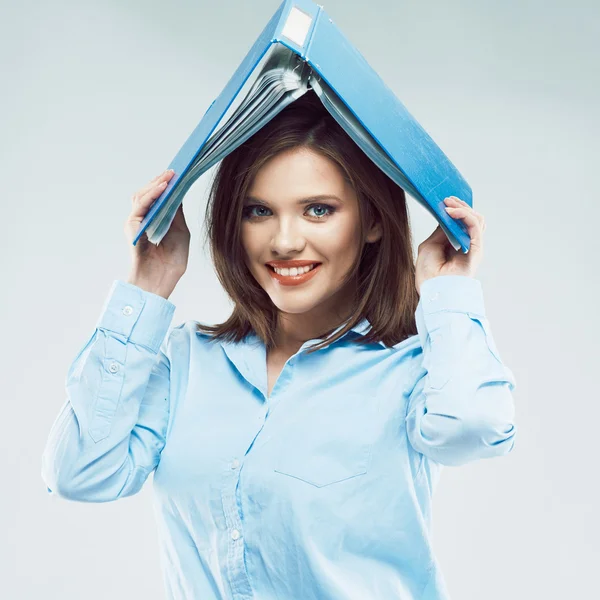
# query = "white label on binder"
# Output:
<box><xmin>281</xmin><ymin>6</ymin><xmax>312</xmax><ymax>47</ymax></box>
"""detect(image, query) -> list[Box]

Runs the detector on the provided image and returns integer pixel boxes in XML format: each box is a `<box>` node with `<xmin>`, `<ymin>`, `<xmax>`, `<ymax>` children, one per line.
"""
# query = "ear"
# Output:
<box><xmin>365</xmin><ymin>219</ymin><xmax>382</xmax><ymax>244</ymax></box>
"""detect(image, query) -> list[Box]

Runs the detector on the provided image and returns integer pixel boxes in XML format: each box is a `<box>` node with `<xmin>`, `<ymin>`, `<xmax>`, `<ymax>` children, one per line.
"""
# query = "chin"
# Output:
<box><xmin>268</xmin><ymin>293</ymin><xmax>323</xmax><ymax>314</ymax></box>
<box><xmin>253</xmin><ymin>264</ymin><xmax>347</xmax><ymax>315</ymax></box>
<box><xmin>273</xmin><ymin>302</ymin><xmax>322</xmax><ymax>316</ymax></box>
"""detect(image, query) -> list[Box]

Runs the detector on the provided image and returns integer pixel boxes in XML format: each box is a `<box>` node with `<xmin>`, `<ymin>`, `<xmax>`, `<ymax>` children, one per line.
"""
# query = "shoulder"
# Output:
<box><xmin>383</xmin><ymin>332</ymin><xmax>425</xmax><ymax>388</ymax></box>
<box><xmin>162</xmin><ymin>320</ymin><xmax>221</xmax><ymax>356</ymax></box>
<box><xmin>388</xmin><ymin>332</ymin><xmax>422</xmax><ymax>356</ymax></box>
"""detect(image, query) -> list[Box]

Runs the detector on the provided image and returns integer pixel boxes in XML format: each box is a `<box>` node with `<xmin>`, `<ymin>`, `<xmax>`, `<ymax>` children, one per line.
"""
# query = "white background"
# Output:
<box><xmin>2</xmin><ymin>0</ymin><xmax>598</xmax><ymax>598</ymax></box>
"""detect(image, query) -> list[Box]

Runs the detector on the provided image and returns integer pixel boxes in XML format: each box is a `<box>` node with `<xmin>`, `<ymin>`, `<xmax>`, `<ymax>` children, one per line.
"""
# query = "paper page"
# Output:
<box><xmin>145</xmin><ymin>44</ymin><xmax>311</xmax><ymax>244</ymax></box>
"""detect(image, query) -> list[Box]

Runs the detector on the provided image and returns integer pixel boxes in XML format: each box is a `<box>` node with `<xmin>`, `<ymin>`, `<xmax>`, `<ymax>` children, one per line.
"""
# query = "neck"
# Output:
<box><xmin>273</xmin><ymin>304</ymin><xmax>354</xmax><ymax>356</ymax></box>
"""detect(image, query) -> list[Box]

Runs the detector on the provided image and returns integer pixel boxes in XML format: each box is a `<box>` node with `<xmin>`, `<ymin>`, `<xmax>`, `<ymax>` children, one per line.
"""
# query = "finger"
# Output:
<box><xmin>420</xmin><ymin>224</ymin><xmax>448</xmax><ymax>249</ymax></box>
<box><xmin>445</xmin><ymin>197</ymin><xmax>486</xmax><ymax>234</ymax></box>
<box><xmin>445</xmin><ymin>207</ymin><xmax>483</xmax><ymax>247</ymax></box>
<box><xmin>445</xmin><ymin>196</ymin><xmax>471</xmax><ymax>208</ymax></box>
<box><xmin>172</xmin><ymin>203</ymin><xmax>185</xmax><ymax>226</ymax></box>
<box><xmin>172</xmin><ymin>203</ymin><xmax>191</xmax><ymax>234</ymax></box>
<box><xmin>134</xmin><ymin>170</ymin><xmax>174</xmax><ymax>203</ymax></box>
<box><xmin>142</xmin><ymin>169</ymin><xmax>173</xmax><ymax>195</ymax></box>
<box><xmin>130</xmin><ymin>179</ymin><xmax>169</xmax><ymax>220</ymax></box>
<box><xmin>470</xmin><ymin>209</ymin><xmax>485</xmax><ymax>229</ymax></box>
<box><xmin>445</xmin><ymin>198</ymin><xmax>483</xmax><ymax>224</ymax></box>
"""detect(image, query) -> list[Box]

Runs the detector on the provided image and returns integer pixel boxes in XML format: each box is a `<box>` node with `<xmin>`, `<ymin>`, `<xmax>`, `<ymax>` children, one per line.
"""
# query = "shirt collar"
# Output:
<box><xmin>202</xmin><ymin>316</ymin><xmax>388</xmax><ymax>401</ymax></box>
<box><xmin>197</xmin><ymin>316</ymin><xmax>387</xmax><ymax>349</ymax></box>
<box><xmin>345</xmin><ymin>317</ymin><xmax>387</xmax><ymax>348</ymax></box>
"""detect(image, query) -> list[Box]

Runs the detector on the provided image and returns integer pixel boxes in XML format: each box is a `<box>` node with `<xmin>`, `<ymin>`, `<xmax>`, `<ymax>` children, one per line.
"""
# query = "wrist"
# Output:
<box><xmin>126</xmin><ymin>275</ymin><xmax>178</xmax><ymax>300</ymax></box>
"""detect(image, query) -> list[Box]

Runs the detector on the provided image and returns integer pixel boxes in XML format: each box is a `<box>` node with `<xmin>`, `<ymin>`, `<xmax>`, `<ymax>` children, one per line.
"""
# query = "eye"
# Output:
<box><xmin>241</xmin><ymin>204</ymin><xmax>336</xmax><ymax>221</ymax></box>
<box><xmin>242</xmin><ymin>205</ymin><xmax>271</xmax><ymax>219</ymax></box>
<box><xmin>306</xmin><ymin>204</ymin><xmax>336</xmax><ymax>219</ymax></box>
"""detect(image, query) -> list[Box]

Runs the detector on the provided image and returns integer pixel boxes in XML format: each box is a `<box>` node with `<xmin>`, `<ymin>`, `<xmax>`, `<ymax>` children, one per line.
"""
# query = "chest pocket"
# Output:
<box><xmin>273</xmin><ymin>393</ymin><xmax>381</xmax><ymax>488</ymax></box>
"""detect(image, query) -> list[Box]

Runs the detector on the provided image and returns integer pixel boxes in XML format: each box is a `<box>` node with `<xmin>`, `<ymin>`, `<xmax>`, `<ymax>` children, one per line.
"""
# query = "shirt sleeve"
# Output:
<box><xmin>405</xmin><ymin>275</ymin><xmax>517</xmax><ymax>467</ymax></box>
<box><xmin>41</xmin><ymin>280</ymin><xmax>176</xmax><ymax>502</ymax></box>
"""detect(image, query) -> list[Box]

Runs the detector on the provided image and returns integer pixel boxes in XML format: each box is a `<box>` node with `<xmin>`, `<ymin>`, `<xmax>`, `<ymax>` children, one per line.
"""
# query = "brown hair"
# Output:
<box><xmin>196</xmin><ymin>90</ymin><xmax>419</xmax><ymax>354</ymax></box>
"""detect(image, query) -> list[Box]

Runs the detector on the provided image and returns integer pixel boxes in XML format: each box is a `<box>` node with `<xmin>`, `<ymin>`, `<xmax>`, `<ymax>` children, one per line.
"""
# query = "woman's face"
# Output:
<box><xmin>241</xmin><ymin>147</ymin><xmax>380</xmax><ymax>325</ymax></box>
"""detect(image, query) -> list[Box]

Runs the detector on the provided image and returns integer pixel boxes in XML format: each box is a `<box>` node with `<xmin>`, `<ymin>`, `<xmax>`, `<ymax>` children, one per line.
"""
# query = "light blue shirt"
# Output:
<box><xmin>42</xmin><ymin>275</ymin><xmax>517</xmax><ymax>600</ymax></box>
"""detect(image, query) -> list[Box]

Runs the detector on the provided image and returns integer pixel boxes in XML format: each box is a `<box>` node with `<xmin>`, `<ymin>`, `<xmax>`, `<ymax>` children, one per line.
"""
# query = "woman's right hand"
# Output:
<box><xmin>124</xmin><ymin>169</ymin><xmax>191</xmax><ymax>299</ymax></box>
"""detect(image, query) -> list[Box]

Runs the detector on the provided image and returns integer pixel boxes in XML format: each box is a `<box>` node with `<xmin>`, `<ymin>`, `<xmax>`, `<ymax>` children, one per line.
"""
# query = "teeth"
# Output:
<box><xmin>272</xmin><ymin>263</ymin><xmax>318</xmax><ymax>276</ymax></box>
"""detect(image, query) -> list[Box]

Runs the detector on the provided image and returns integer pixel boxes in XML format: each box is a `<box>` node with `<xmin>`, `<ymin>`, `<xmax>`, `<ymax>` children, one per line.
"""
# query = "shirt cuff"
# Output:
<box><xmin>419</xmin><ymin>275</ymin><xmax>485</xmax><ymax>317</ymax></box>
<box><xmin>95</xmin><ymin>280</ymin><xmax>176</xmax><ymax>354</ymax></box>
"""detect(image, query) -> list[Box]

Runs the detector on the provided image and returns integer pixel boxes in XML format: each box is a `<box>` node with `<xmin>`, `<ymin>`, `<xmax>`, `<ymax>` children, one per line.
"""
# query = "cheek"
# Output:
<box><xmin>241</xmin><ymin>228</ymin><xmax>271</xmax><ymax>278</ymax></box>
<box><xmin>319</xmin><ymin>222</ymin><xmax>361</xmax><ymax>261</ymax></box>
<box><xmin>240</xmin><ymin>235</ymin><xmax>256</xmax><ymax>273</ymax></box>
<box><xmin>241</xmin><ymin>227</ymin><xmax>260</xmax><ymax>257</ymax></box>
<box><xmin>241</xmin><ymin>217</ymin><xmax>361</xmax><ymax>263</ymax></box>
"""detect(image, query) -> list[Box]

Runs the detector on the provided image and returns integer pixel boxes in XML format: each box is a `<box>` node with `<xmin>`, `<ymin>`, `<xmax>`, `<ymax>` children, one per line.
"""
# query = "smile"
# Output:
<box><xmin>266</xmin><ymin>263</ymin><xmax>322</xmax><ymax>286</ymax></box>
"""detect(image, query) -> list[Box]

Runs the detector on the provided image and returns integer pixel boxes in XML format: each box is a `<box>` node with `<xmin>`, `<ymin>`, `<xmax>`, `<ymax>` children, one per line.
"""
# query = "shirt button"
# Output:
<box><xmin>108</xmin><ymin>362</ymin><xmax>120</xmax><ymax>373</ymax></box>
<box><xmin>122</xmin><ymin>305</ymin><xmax>133</xmax><ymax>316</ymax></box>
<box><xmin>231</xmin><ymin>459</ymin><xmax>240</xmax><ymax>469</ymax></box>
<box><xmin>231</xmin><ymin>529</ymin><xmax>241</xmax><ymax>541</ymax></box>
<box><xmin>429</xmin><ymin>292</ymin><xmax>440</xmax><ymax>302</ymax></box>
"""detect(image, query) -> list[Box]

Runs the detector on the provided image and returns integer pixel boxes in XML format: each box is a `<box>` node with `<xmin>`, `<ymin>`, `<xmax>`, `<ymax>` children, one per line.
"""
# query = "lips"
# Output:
<box><xmin>265</xmin><ymin>260</ymin><xmax>321</xmax><ymax>269</ymax></box>
<box><xmin>266</xmin><ymin>263</ymin><xmax>321</xmax><ymax>286</ymax></box>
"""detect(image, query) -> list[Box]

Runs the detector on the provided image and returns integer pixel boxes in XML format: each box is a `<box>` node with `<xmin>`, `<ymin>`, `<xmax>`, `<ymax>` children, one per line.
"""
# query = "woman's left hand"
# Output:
<box><xmin>415</xmin><ymin>196</ymin><xmax>486</xmax><ymax>294</ymax></box>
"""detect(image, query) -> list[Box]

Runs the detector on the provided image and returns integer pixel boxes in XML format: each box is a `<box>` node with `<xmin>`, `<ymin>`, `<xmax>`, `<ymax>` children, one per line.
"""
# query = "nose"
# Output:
<box><xmin>270</xmin><ymin>217</ymin><xmax>306</xmax><ymax>256</ymax></box>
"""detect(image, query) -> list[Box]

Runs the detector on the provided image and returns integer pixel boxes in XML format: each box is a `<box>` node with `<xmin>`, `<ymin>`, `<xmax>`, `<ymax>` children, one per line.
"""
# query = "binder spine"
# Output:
<box><xmin>274</xmin><ymin>0</ymin><xmax>321</xmax><ymax>59</ymax></box>
<box><xmin>304</xmin><ymin>5</ymin><xmax>322</xmax><ymax>65</ymax></box>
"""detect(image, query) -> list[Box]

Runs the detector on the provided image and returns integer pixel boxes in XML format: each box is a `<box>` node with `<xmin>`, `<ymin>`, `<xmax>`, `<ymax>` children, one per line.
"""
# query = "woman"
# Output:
<box><xmin>42</xmin><ymin>92</ymin><xmax>517</xmax><ymax>599</ymax></box>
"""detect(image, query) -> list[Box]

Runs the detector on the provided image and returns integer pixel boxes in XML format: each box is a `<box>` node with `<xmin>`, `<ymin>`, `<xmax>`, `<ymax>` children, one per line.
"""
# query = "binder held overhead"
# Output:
<box><xmin>134</xmin><ymin>0</ymin><xmax>472</xmax><ymax>254</ymax></box>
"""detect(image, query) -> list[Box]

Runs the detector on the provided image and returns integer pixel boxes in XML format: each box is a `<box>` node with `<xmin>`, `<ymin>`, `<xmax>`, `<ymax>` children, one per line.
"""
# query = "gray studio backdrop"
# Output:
<box><xmin>2</xmin><ymin>0</ymin><xmax>598</xmax><ymax>598</ymax></box>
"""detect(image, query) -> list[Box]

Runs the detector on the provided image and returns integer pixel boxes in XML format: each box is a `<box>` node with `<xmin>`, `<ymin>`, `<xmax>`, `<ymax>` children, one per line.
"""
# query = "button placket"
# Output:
<box><xmin>89</xmin><ymin>336</ymin><xmax>126</xmax><ymax>443</ymax></box>
<box><xmin>221</xmin><ymin>459</ymin><xmax>251</xmax><ymax>596</ymax></box>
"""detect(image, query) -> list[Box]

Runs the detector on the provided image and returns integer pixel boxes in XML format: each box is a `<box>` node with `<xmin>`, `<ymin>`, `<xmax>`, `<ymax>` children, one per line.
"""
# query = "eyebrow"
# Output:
<box><xmin>244</xmin><ymin>194</ymin><xmax>343</xmax><ymax>206</ymax></box>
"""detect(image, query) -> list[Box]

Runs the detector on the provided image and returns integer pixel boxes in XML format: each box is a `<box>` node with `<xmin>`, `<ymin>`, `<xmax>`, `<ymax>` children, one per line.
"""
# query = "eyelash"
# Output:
<box><xmin>242</xmin><ymin>203</ymin><xmax>337</xmax><ymax>221</ymax></box>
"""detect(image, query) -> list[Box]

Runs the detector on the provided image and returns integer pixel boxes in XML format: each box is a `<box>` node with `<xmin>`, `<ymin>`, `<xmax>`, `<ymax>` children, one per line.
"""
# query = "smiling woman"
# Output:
<box><xmin>42</xmin><ymin>83</ymin><xmax>518</xmax><ymax>600</ymax></box>
<box><xmin>197</xmin><ymin>90</ymin><xmax>420</xmax><ymax>353</ymax></box>
<box><xmin>241</xmin><ymin>144</ymin><xmax>388</xmax><ymax>352</ymax></box>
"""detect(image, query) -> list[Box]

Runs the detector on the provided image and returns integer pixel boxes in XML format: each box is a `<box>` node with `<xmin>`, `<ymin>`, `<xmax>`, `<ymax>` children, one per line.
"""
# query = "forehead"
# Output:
<box><xmin>248</xmin><ymin>148</ymin><xmax>349</xmax><ymax>196</ymax></box>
